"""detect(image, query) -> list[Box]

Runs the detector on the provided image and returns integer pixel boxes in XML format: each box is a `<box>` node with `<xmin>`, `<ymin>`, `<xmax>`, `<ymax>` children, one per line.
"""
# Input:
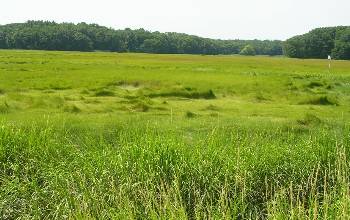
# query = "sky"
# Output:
<box><xmin>1</xmin><ymin>0</ymin><xmax>349</xmax><ymax>40</ymax></box>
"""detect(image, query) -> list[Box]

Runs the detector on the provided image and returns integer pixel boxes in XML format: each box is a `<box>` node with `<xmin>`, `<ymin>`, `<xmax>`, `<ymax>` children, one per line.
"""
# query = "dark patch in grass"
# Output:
<box><xmin>326</xmin><ymin>84</ymin><xmax>334</xmax><ymax>90</ymax></box>
<box><xmin>131</xmin><ymin>102</ymin><xmax>150</xmax><ymax>112</ymax></box>
<box><xmin>286</xmin><ymin>81</ymin><xmax>299</xmax><ymax>91</ymax></box>
<box><xmin>94</xmin><ymin>89</ymin><xmax>115</xmax><ymax>97</ymax></box>
<box><xmin>282</xmin><ymin>124</ymin><xmax>310</xmax><ymax>134</ymax></box>
<box><xmin>153</xmin><ymin>106</ymin><xmax>168</xmax><ymax>111</ymax></box>
<box><xmin>50</xmin><ymin>85</ymin><xmax>72</xmax><ymax>90</ymax></box>
<box><xmin>123</xmin><ymin>95</ymin><xmax>138</xmax><ymax>101</ymax></box>
<box><xmin>80</xmin><ymin>89</ymin><xmax>90</xmax><ymax>95</ymax></box>
<box><xmin>33</xmin><ymin>87</ymin><xmax>49</xmax><ymax>91</ymax></box>
<box><xmin>31</xmin><ymin>99</ymin><xmax>49</xmax><ymax>108</ymax></box>
<box><xmin>0</xmin><ymin>89</ymin><xmax>5</xmax><ymax>95</ymax></box>
<box><xmin>84</xmin><ymin>99</ymin><xmax>101</xmax><ymax>104</ymax></box>
<box><xmin>64</xmin><ymin>104</ymin><xmax>82</xmax><ymax>113</ymax></box>
<box><xmin>51</xmin><ymin>96</ymin><xmax>65</xmax><ymax>107</ymax></box>
<box><xmin>116</xmin><ymin>105</ymin><xmax>129</xmax><ymax>111</ymax></box>
<box><xmin>203</xmin><ymin>104</ymin><xmax>221</xmax><ymax>111</ymax></box>
<box><xmin>209</xmin><ymin>112</ymin><xmax>219</xmax><ymax>117</ymax></box>
<box><xmin>297</xmin><ymin>113</ymin><xmax>322</xmax><ymax>126</ymax></box>
<box><xmin>148</xmin><ymin>89</ymin><xmax>216</xmax><ymax>100</ymax></box>
<box><xmin>122</xmin><ymin>96</ymin><xmax>153</xmax><ymax>112</ymax></box>
<box><xmin>289</xmin><ymin>85</ymin><xmax>299</xmax><ymax>91</ymax></box>
<box><xmin>299</xmin><ymin>96</ymin><xmax>339</xmax><ymax>106</ymax></box>
<box><xmin>0</xmin><ymin>101</ymin><xmax>10</xmax><ymax>114</ymax></box>
<box><xmin>123</xmin><ymin>96</ymin><xmax>153</xmax><ymax>105</ymax></box>
<box><xmin>185</xmin><ymin>111</ymin><xmax>197</xmax><ymax>118</ymax></box>
<box><xmin>292</xmin><ymin>75</ymin><xmax>305</xmax><ymax>79</ymax></box>
<box><xmin>64</xmin><ymin>96</ymin><xmax>79</xmax><ymax>101</ymax></box>
<box><xmin>9</xmin><ymin>61</ymin><xmax>28</xmax><ymax>64</ymax></box>
<box><xmin>306</xmin><ymin>81</ymin><xmax>324</xmax><ymax>88</ymax></box>
<box><xmin>108</xmin><ymin>80</ymin><xmax>141</xmax><ymax>87</ymax></box>
<box><xmin>255</xmin><ymin>93</ymin><xmax>270</xmax><ymax>102</ymax></box>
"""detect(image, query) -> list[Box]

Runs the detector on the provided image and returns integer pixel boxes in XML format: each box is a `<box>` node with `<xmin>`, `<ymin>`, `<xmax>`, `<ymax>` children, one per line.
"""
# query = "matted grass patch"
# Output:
<box><xmin>299</xmin><ymin>96</ymin><xmax>339</xmax><ymax>106</ymax></box>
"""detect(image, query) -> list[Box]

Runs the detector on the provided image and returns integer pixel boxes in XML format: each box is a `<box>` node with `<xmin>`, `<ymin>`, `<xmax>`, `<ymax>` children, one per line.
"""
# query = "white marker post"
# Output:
<box><xmin>328</xmin><ymin>55</ymin><xmax>332</xmax><ymax>73</ymax></box>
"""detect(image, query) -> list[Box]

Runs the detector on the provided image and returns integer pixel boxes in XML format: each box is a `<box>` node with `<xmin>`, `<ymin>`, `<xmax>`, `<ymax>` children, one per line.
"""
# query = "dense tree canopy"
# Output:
<box><xmin>239</xmin><ymin>45</ymin><xmax>256</xmax><ymax>56</ymax></box>
<box><xmin>0</xmin><ymin>21</ymin><xmax>283</xmax><ymax>56</ymax></box>
<box><xmin>332</xmin><ymin>28</ymin><xmax>350</xmax><ymax>60</ymax></box>
<box><xmin>2</xmin><ymin>21</ymin><xmax>348</xmax><ymax>59</ymax></box>
<box><xmin>283</xmin><ymin>26</ymin><xmax>350</xmax><ymax>60</ymax></box>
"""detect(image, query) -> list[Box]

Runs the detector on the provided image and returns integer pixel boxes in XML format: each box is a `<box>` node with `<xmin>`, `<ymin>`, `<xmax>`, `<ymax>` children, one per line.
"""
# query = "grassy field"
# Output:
<box><xmin>1</xmin><ymin>50</ymin><xmax>350</xmax><ymax>219</ymax></box>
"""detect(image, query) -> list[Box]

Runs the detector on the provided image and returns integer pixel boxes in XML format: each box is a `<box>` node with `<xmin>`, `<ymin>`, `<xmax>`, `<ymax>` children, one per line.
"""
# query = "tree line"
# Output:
<box><xmin>0</xmin><ymin>21</ymin><xmax>283</xmax><ymax>56</ymax></box>
<box><xmin>283</xmin><ymin>26</ymin><xmax>350</xmax><ymax>60</ymax></box>
<box><xmin>1</xmin><ymin>21</ymin><xmax>348</xmax><ymax>59</ymax></box>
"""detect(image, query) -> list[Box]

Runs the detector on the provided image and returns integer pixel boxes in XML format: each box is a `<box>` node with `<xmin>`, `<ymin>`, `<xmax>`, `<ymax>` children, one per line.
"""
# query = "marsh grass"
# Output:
<box><xmin>203</xmin><ymin>104</ymin><xmax>221</xmax><ymax>111</ymax></box>
<box><xmin>297</xmin><ymin>113</ymin><xmax>322</xmax><ymax>126</ymax></box>
<box><xmin>185</xmin><ymin>111</ymin><xmax>197</xmax><ymax>118</ymax></box>
<box><xmin>131</xmin><ymin>102</ymin><xmax>151</xmax><ymax>112</ymax></box>
<box><xmin>299</xmin><ymin>96</ymin><xmax>339</xmax><ymax>106</ymax></box>
<box><xmin>0</xmin><ymin>120</ymin><xmax>349</xmax><ymax>219</ymax></box>
<box><xmin>1</xmin><ymin>50</ymin><xmax>350</xmax><ymax>219</ymax></box>
<box><xmin>0</xmin><ymin>101</ymin><xmax>10</xmax><ymax>113</ymax></box>
<box><xmin>306</xmin><ymin>81</ymin><xmax>325</xmax><ymax>88</ymax></box>
<box><xmin>110</xmin><ymin>80</ymin><xmax>141</xmax><ymax>88</ymax></box>
<box><xmin>148</xmin><ymin>89</ymin><xmax>216</xmax><ymax>99</ymax></box>
<box><xmin>94</xmin><ymin>89</ymin><xmax>116</xmax><ymax>97</ymax></box>
<box><xmin>63</xmin><ymin>104</ymin><xmax>82</xmax><ymax>113</ymax></box>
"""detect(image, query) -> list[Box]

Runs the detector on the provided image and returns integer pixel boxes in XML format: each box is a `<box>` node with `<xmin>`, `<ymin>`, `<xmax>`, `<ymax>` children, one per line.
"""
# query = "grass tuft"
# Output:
<box><xmin>255</xmin><ymin>92</ymin><xmax>270</xmax><ymax>102</ymax></box>
<box><xmin>306</xmin><ymin>81</ymin><xmax>325</xmax><ymax>88</ymax></box>
<box><xmin>299</xmin><ymin>96</ymin><xmax>339</xmax><ymax>106</ymax></box>
<box><xmin>185</xmin><ymin>111</ymin><xmax>197</xmax><ymax>118</ymax></box>
<box><xmin>131</xmin><ymin>102</ymin><xmax>150</xmax><ymax>112</ymax></box>
<box><xmin>63</xmin><ymin>104</ymin><xmax>82</xmax><ymax>113</ymax></box>
<box><xmin>94</xmin><ymin>89</ymin><xmax>115</xmax><ymax>97</ymax></box>
<box><xmin>50</xmin><ymin>85</ymin><xmax>72</xmax><ymax>90</ymax></box>
<box><xmin>203</xmin><ymin>104</ymin><xmax>221</xmax><ymax>111</ymax></box>
<box><xmin>297</xmin><ymin>113</ymin><xmax>322</xmax><ymax>126</ymax></box>
<box><xmin>0</xmin><ymin>101</ymin><xmax>10</xmax><ymax>113</ymax></box>
<box><xmin>148</xmin><ymin>89</ymin><xmax>216</xmax><ymax>99</ymax></box>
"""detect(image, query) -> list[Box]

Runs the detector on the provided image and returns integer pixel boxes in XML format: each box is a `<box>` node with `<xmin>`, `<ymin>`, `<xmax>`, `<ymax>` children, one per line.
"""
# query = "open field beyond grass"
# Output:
<box><xmin>1</xmin><ymin>50</ymin><xmax>350</xmax><ymax>219</ymax></box>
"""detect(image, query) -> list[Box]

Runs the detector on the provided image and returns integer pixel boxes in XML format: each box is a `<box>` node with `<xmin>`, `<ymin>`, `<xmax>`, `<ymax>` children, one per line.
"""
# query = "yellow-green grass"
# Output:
<box><xmin>1</xmin><ymin>50</ymin><xmax>350</xmax><ymax>219</ymax></box>
<box><xmin>1</xmin><ymin>50</ymin><xmax>349</xmax><ymax>122</ymax></box>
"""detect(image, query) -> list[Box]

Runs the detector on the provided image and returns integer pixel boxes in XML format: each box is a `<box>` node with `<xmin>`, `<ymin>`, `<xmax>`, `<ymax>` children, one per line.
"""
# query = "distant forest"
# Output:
<box><xmin>0</xmin><ymin>21</ymin><xmax>282</xmax><ymax>56</ymax></box>
<box><xmin>0</xmin><ymin>21</ymin><xmax>349</xmax><ymax>59</ymax></box>
<box><xmin>283</xmin><ymin>26</ymin><xmax>350</xmax><ymax>60</ymax></box>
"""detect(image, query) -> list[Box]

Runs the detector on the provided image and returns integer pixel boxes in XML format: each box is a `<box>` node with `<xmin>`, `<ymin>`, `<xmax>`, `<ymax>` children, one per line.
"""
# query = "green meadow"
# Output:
<box><xmin>1</xmin><ymin>50</ymin><xmax>350</xmax><ymax>219</ymax></box>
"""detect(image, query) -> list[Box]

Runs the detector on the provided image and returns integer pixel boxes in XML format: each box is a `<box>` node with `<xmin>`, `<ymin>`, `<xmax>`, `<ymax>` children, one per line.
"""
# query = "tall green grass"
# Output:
<box><xmin>1</xmin><ymin>119</ymin><xmax>349</xmax><ymax>219</ymax></box>
<box><xmin>1</xmin><ymin>50</ymin><xmax>350</xmax><ymax>218</ymax></box>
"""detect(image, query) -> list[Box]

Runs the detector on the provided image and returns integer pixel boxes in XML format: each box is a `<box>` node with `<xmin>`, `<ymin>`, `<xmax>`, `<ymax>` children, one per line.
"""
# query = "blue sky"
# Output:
<box><xmin>1</xmin><ymin>0</ymin><xmax>349</xmax><ymax>40</ymax></box>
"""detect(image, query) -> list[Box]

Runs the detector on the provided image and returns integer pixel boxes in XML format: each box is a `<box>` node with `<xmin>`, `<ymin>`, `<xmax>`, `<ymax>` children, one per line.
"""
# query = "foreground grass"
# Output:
<box><xmin>1</xmin><ymin>50</ymin><xmax>350</xmax><ymax>218</ymax></box>
<box><xmin>0</xmin><ymin>118</ymin><xmax>349</xmax><ymax>219</ymax></box>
